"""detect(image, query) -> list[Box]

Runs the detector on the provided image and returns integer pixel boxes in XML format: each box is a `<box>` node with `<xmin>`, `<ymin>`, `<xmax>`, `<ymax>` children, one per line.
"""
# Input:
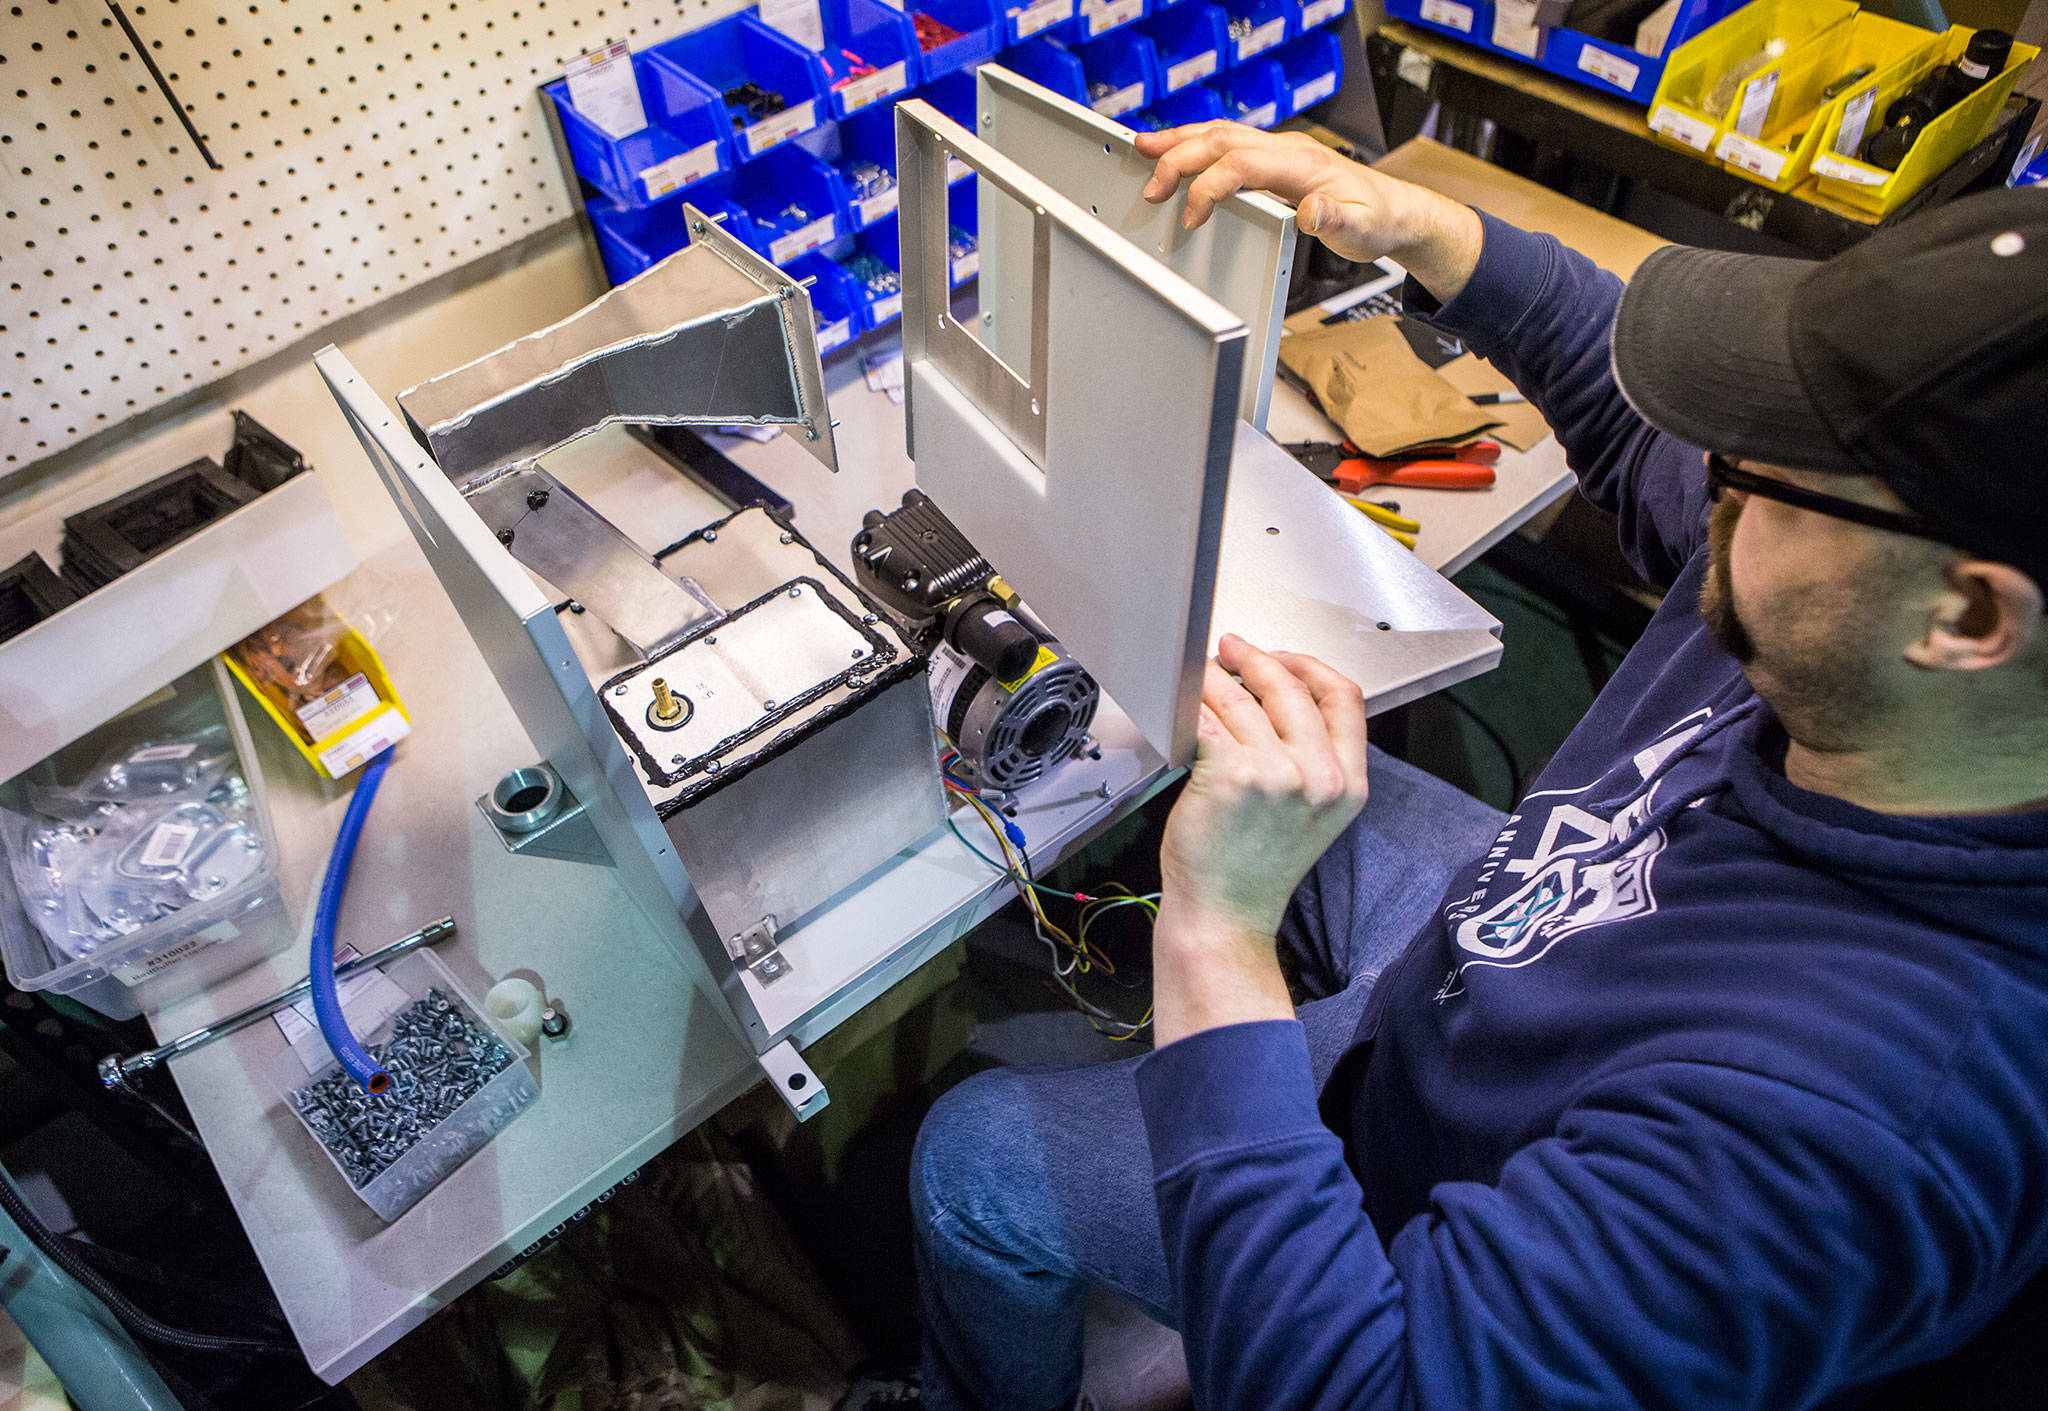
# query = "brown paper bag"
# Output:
<box><xmin>1279</xmin><ymin>316</ymin><xmax>1500</xmax><ymax>457</ymax></box>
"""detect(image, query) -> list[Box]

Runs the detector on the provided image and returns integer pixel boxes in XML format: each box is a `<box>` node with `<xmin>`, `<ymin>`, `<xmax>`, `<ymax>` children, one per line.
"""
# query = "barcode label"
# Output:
<box><xmin>818</xmin><ymin>317</ymin><xmax>852</xmax><ymax>352</ymax></box>
<box><xmin>770</xmin><ymin>213</ymin><xmax>838</xmax><ymax>265</ymax></box>
<box><xmin>1241</xmin><ymin>101</ymin><xmax>1278</xmax><ymax>128</ymax></box>
<box><xmin>1239</xmin><ymin>17</ymin><xmax>1286</xmax><ymax>60</ymax></box>
<box><xmin>1167</xmin><ymin>52</ymin><xmax>1219</xmax><ymax>90</ymax></box>
<box><xmin>140</xmin><ymin>821</ymin><xmax>200</xmax><ymax>870</ymax></box>
<box><xmin>1648</xmin><ymin>104</ymin><xmax>1715</xmax><ymax>151</ymax></box>
<box><xmin>1419</xmin><ymin>0</ymin><xmax>1472</xmax><ymax>31</ymax></box>
<box><xmin>1734</xmin><ymin>68</ymin><xmax>1777</xmax><ymax>139</ymax></box>
<box><xmin>115</xmin><ymin>924</ymin><xmax>236</xmax><ymax>987</ymax></box>
<box><xmin>947</xmin><ymin>153</ymin><xmax>971</xmax><ymax>184</ymax></box>
<box><xmin>871</xmin><ymin>291</ymin><xmax>903</xmax><ymax>323</ymax></box>
<box><xmin>1716</xmin><ymin>131</ymin><xmax>1787</xmax><ymax>182</ymax></box>
<box><xmin>951</xmin><ymin>251</ymin><xmax>980</xmax><ymax>282</ymax></box>
<box><xmin>1293</xmin><ymin>72</ymin><xmax>1338</xmax><ymax>109</ymax></box>
<box><xmin>296</xmin><ymin>671</ymin><xmax>381</xmax><ymax>741</ymax></box>
<box><xmin>1300</xmin><ymin>0</ymin><xmax>1347</xmax><ymax>27</ymax></box>
<box><xmin>837</xmin><ymin>59</ymin><xmax>909</xmax><ymax>113</ymax></box>
<box><xmin>1091</xmin><ymin>80</ymin><xmax>1146</xmax><ymax>117</ymax></box>
<box><xmin>131</xmin><ymin>743</ymin><xmax>196</xmax><ymax>763</ymax></box>
<box><xmin>1491</xmin><ymin>0</ymin><xmax>1542</xmax><ymax>59</ymax></box>
<box><xmin>857</xmin><ymin>187</ymin><xmax>900</xmax><ymax>226</ymax></box>
<box><xmin>565</xmin><ymin>41</ymin><xmax>647</xmax><ymax>140</ymax></box>
<box><xmin>1085</xmin><ymin>0</ymin><xmax>1144</xmax><ymax>34</ymax></box>
<box><xmin>1813</xmin><ymin>152</ymin><xmax>1888</xmax><ymax>186</ymax></box>
<box><xmin>743</xmin><ymin>99</ymin><xmax>816</xmax><ymax>156</ymax></box>
<box><xmin>1576</xmin><ymin>45</ymin><xmax>1640</xmax><ymax>92</ymax></box>
<box><xmin>316</xmin><ymin>710</ymin><xmax>411</xmax><ymax>778</ymax></box>
<box><xmin>1013</xmin><ymin>0</ymin><xmax>1073</xmax><ymax>38</ymax></box>
<box><xmin>639</xmin><ymin>140</ymin><xmax>721</xmax><ymax>199</ymax></box>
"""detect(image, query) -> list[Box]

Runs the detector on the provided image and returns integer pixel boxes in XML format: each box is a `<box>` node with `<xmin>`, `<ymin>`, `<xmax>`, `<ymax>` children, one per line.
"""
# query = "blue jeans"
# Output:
<box><xmin>912</xmin><ymin>747</ymin><xmax>1506</xmax><ymax>1411</ymax></box>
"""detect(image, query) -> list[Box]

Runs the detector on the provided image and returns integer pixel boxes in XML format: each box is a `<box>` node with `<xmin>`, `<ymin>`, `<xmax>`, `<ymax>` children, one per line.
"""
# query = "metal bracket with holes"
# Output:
<box><xmin>758</xmin><ymin>1039</ymin><xmax>829</xmax><ymax>1121</ymax></box>
<box><xmin>729</xmin><ymin>917</ymin><xmax>790</xmax><ymax>986</ymax></box>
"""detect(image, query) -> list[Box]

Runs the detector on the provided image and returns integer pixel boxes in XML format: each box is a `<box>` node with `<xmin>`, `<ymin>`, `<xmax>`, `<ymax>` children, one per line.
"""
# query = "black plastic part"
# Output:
<box><xmin>851</xmin><ymin>488</ymin><xmax>996</xmax><ymax>624</ymax></box>
<box><xmin>220</xmin><ymin>410</ymin><xmax>308</xmax><ymax>493</ymax></box>
<box><xmin>0</xmin><ymin>553</ymin><xmax>80</xmax><ymax>644</ymax></box>
<box><xmin>946</xmin><ymin>597</ymin><xmax>1040</xmax><ymax>682</ymax></box>
<box><xmin>59</xmin><ymin>459</ymin><xmax>259</xmax><ymax>591</ymax></box>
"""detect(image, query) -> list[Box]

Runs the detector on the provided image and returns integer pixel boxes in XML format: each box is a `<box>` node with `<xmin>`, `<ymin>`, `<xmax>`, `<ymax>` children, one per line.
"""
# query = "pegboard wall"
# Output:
<box><xmin>1</xmin><ymin>0</ymin><xmax>758</xmax><ymax>476</ymax></box>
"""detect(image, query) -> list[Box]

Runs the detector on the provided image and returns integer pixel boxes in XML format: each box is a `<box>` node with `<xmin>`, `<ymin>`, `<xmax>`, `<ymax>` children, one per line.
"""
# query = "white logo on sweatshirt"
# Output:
<box><xmin>1436</xmin><ymin>711</ymin><xmax>1713</xmax><ymax>994</ymax></box>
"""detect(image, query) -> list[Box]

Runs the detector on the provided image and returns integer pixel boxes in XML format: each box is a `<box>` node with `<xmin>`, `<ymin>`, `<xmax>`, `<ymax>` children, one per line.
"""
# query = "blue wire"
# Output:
<box><xmin>308</xmin><ymin>748</ymin><xmax>395</xmax><ymax>1094</ymax></box>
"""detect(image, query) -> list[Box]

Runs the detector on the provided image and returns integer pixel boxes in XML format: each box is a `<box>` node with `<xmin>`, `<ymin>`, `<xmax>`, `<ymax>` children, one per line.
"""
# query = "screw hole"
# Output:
<box><xmin>787</xmin><ymin>1072</ymin><xmax>806</xmax><ymax>1090</ymax></box>
<box><xmin>1377</xmin><ymin>621</ymin><xmax>1392</xmax><ymax>631</ymax></box>
<box><xmin>1265</xmin><ymin>525</ymin><xmax>1279</xmax><ymax>535</ymax></box>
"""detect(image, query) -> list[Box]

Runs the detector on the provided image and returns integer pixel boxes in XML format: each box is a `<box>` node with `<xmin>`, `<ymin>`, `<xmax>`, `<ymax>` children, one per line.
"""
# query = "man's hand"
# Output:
<box><xmin>1132</xmin><ymin>122</ymin><xmax>1486</xmax><ymax>304</ymax></box>
<box><xmin>1153</xmin><ymin>634</ymin><xmax>1371</xmax><ymax>1046</ymax></box>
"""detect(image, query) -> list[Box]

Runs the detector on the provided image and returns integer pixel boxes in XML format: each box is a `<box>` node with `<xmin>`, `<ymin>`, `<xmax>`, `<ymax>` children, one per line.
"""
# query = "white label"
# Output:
<box><xmin>1419</xmin><ymin>0</ymin><xmax>1472</xmax><ymax>32</ymax></box>
<box><xmin>1239</xmin><ymin>17</ymin><xmax>1286</xmax><ymax>60</ymax></box>
<box><xmin>947</xmin><ymin>153</ymin><xmax>972</xmax><ymax>184</ymax></box>
<box><xmin>316</xmin><ymin>711</ymin><xmax>412</xmax><ymax>778</ymax></box>
<box><xmin>760</xmin><ymin>0</ymin><xmax>827</xmax><ymax>51</ymax></box>
<box><xmin>295</xmin><ymin>671</ymin><xmax>380</xmax><ymax>742</ymax></box>
<box><xmin>863</xmin><ymin>348</ymin><xmax>906</xmax><ymax>403</ymax></box>
<box><xmin>743</xmin><ymin>99</ymin><xmax>816</xmax><ymax>156</ymax></box>
<box><xmin>928</xmin><ymin>640</ymin><xmax>977</xmax><ymax>723</ymax></box>
<box><xmin>1648</xmin><ymin>103</ymin><xmax>1715</xmax><ymax>151</ymax></box>
<box><xmin>857</xmin><ymin>187</ymin><xmax>901</xmax><ymax>226</ymax></box>
<box><xmin>769</xmin><ymin>213</ymin><xmax>838</xmax><ymax>265</ymax></box>
<box><xmin>837</xmin><ymin>59</ymin><xmax>909</xmax><ymax>113</ymax></box>
<box><xmin>1293</xmin><ymin>71</ymin><xmax>1338</xmax><ymax>109</ymax></box>
<box><xmin>1813</xmin><ymin>152</ymin><xmax>1889</xmax><ymax>186</ymax></box>
<box><xmin>1834</xmin><ymin>87</ymin><xmax>1876</xmax><ymax>159</ymax></box>
<box><xmin>872</xmin><ymin>290</ymin><xmax>903</xmax><ymax>323</ymax></box>
<box><xmin>1167</xmin><ymin>51</ymin><xmax>1219</xmax><ymax>90</ymax></box>
<box><xmin>139</xmin><ymin>821</ymin><xmax>201</xmax><ymax>870</ymax></box>
<box><xmin>1492</xmin><ymin>0</ymin><xmax>1542</xmax><ymax>59</ymax></box>
<box><xmin>1576</xmin><ymin>45</ymin><xmax>1640</xmax><ymax>91</ymax></box>
<box><xmin>114</xmin><ymin>924</ymin><xmax>235</xmax><ymax>987</ymax></box>
<box><xmin>1086</xmin><ymin>0</ymin><xmax>1144</xmax><ymax>35</ymax></box>
<box><xmin>278</xmin><ymin>960</ymin><xmax>413</xmax><ymax>1071</ymax></box>
<box><xmin>1300</xmin><ymin>0</ymin><xmax>1346</xmax><ymax>27</ymax></box>
<box><xmin>951</xmin><ymin>250</ymin><xmax>980</xmax><ymax>282</ymax></box>
<box><xmin>565</xmin><ymin>41</ymin><xmax>647</xmax><ymax>140</ymax></box>
<box><xmin>1241</xmin><ymin>100</ymin><xmax>1278</xmax><ymax>128</ymax></box>
<box><xmin>818</xmin><ymin>316</ymin><xmax>852</xmax><ymax>352</ymax></box>
<box><xmin>1734</xmin><ymin>67</ymin><xmax>1777</xmax><ymax>139</ymax></box>
<box><xmin>1716</xmin><ymin>130</ymin><xmax>1787</xmax><ymax>182</ymax></box>
<box><xmin>638</xmin><ymin>139</ymin><xmax>721</xmax><ymax>199</ymax></box>
<box><xmin>131</xmin><ymin>743</ymin><xmax>196</xmax><ymax>763</ymax></box>
<box><xmin>1091</xmin><ymin>81</ymin><xmax>1146</xmax><ymax>117</ymax></box>
<box><xmin>1013</xmin><ymin>0</ymin><xmax>1074</xmax><ymax>39</ymax></box>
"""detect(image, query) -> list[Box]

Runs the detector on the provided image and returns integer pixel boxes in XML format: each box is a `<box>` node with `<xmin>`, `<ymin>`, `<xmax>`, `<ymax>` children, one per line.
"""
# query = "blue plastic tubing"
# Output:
<box><xmin>309</xmin><ymin>748</ymin><xmax>395</xmax><ymax>1094</ymax></box>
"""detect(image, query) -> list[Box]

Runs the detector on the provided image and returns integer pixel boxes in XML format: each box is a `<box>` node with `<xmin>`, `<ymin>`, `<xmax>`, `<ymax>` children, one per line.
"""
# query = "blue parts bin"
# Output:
<box><xmin>787</xmin><ymin>252</ymin><xmax>867</xmax><ymax>354</ymax></box>
<box><xmin>1218</xmin><ymin>0</ymin><xmax>1295</xmax><ymax>66</ymax></box>
<box><xmin>817</xmin><ymin>0</ymin><xmax>923</xmax><ymax>119</ymax></box>
<box><xmin>648</xmin><ymin>14</ymin><xmax>831</xmax><ymax>160</ymax></box>
<box><xmin>1143</xmin><ymin>3</ymin><xmax>1231</xmax><ymax>93</ymax></box>
<box><xmin>1385</xmin><ymin>0</ymin><xmax>1742</xmax><ymax>105</ymax></box>
<box><xmin>1075</xmin><ymin>26</ymin><xmax>1163</xmax><ymax>116</ymax></box>
<box><xmin>1274</xmin><ymin>26</ymin><xmax>1343</xmax><ymax>117</ymax></box>
<box><xmin>544</xmin><ymin>54</ymin><xmax>730</xmax><ymax>208</ymax></box>
<box><xmin>1001</xmin><ymin>34</ymin><xmax>1093</xmax><ymax>102</ymax></box>
<box><xmin>725</xmin><ymin>146</ymin><xmax>853</xmax><ymax>265</ymax></box>
<box><xmin>1145</xmin><ymin>80</ymin><xmax>1228</xmax><ymax>126</ymax></box>
<box><xmin>1216</xmin><ymin>54</ymin><xmax>1288</xmax><ymax>126</ymax></box>
<box><xmin>847</xmin><ymin>216</ymin><xmax>908</xmax><ymax>329</ymax></box>
<box><xmin>913</xmin><ymin>0</ymin><xmax>1005</xmax><ymax>78</ymax></box>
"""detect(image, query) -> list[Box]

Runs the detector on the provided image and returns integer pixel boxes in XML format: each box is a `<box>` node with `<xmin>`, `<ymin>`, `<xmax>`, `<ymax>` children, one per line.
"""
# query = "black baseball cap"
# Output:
<box><xmin>1611</xmin><ymin>187</ymin><xmax>2048</xmax><ymax>587</ymax></box>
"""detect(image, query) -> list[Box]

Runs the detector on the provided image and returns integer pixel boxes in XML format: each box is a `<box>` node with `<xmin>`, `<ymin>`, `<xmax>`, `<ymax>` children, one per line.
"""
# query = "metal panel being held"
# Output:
<box><xmin>898</xmin><ymin>99</ymin><xmax>1248</xmax><ymax>768</ymax></box>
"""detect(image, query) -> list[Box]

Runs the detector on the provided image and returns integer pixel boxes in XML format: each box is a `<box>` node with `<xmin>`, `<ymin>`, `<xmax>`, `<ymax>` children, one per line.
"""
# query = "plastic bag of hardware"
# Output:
<box><xmin>225</xmin><ymin>576</ymin><xmax>412</xmax><ymax>777</ymax></box>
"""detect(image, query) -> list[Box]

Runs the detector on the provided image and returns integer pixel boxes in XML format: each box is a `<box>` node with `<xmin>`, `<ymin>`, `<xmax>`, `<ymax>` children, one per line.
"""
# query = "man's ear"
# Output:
<box><xmin>1902</xmin><ymin>561</ymin><xmax>2044</xmax><ymax>672</ymax></box>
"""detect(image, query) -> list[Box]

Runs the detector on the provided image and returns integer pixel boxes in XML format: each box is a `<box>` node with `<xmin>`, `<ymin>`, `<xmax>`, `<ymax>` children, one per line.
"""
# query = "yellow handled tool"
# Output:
<box><xmin>1343</xmin><ymin>496</ymin><xmax>1419</xmax><ymax>549</ymax></box>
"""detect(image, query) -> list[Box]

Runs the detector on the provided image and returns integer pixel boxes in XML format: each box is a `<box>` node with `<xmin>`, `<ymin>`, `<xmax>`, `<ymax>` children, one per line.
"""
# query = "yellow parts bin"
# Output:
<box><xmin>1646</xmin><ymin>0</ymin><xmax>1856</xmax><ymax>157</ymax></box>
<box><xmin>1811</xmin><ymin>25</ymin><xmax>2038</xmax><ymax>217</ymax></box>
<box><xmin>224</xmin><ymin>598</ymin><xmax>412</xmax><ymax>780</ymax></box>
<box><xmin>1709</xmin><ymin>11</ymin><xmax>1942</xmax><ymax>191</ymax></box>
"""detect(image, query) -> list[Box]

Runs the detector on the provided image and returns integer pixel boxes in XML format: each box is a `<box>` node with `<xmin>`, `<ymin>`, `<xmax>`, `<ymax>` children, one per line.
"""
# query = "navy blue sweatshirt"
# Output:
<box><xmin>1133</xmin><ymin>213</ymin><xmax>2048</xmax><ymax>1409</ymax></box>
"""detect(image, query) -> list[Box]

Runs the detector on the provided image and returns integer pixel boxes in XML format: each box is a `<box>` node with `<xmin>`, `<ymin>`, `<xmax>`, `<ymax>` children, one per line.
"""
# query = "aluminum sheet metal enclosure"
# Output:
<box><xmin>973</xmin><ymin>65</ymin><xmax>1297</xmax><ymax>429</ymax></box>
<box><xmin>896</xmin><ymin>102</ymin><xmax>1501</xmax><ymax>770</ymax></box>
<box><xmin>898</xmin><ymin>100</ymin><xmax>1247</xmax><ymax>768</ymax></box>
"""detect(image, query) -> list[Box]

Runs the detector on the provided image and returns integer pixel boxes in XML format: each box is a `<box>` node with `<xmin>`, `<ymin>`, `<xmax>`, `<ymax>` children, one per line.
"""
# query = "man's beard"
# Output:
<box><xmin>1700</xmin><ymin>496</ymin><xmax>1753</xmax><ymax>663</ymax></box>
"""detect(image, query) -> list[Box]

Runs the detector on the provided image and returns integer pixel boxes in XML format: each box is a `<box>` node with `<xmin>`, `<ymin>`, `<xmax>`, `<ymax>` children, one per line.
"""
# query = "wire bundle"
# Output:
<box><xmin>941</xmin><ymin>755</ymin><xmax>1157</xmax><ymax>1040</ymax></box>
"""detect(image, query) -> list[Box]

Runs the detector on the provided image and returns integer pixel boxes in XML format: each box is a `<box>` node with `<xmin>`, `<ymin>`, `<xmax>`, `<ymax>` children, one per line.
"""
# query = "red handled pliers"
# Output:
<box><xmin>1285</xmin><ymin>438</ymin><xmax>1499</xmax><ymax>493</ymax></box>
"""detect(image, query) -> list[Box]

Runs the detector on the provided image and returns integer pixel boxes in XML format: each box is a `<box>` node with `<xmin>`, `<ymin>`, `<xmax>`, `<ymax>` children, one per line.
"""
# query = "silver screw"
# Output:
<box><xmin>779</xmin><ymin>532</ymin><xmax>794</xmax><ymax>544</ymax></box>
<box><xmin>705</xmin><ymin>758</ymin><xmax>722</xmax><ymax>773</ymax></box>
<box><xmin>789</xmin><ymin>586</ymin><xmax>803</xmax><ymax>598</ymax></box>
<box><xmin>1097</xmin><ymin>781</ymin><xmax>1113</xmax><ymax>799</ymax></box>
<box><xmin>671</xmin><ymin>753</ymin><xmax>686</xmax><ymax>766</ymax></box>
<box><xmin>981</xmin><ymin>310</ymin><xmax>995</xmax><ymax>325</ymax></box>
<box><xmin>613</xmin><ymin>684</ymin><xmax>628</xmax><ymax>697</ymax></box>
<box><xmin>703</xmin><ymin>529</ymin><xmax>718</xmax><ymax>542</ymax></box>
<box><xmin>861</xmin><ymin>613</ymin><xmax>878</xmax><ymax>624</ymax></box>
<box><xmin>852</xmin><ymin>647</ymin><xmax>866</xmax><ymax>658</ymax></box>
<box><xmin>763</xmin><ymin>699</ymin><xmax>778</xmax><ymax>711</ymax></box>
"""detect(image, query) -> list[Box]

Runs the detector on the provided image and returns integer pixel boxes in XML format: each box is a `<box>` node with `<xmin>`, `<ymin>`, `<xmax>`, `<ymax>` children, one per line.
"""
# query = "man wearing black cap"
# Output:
<box><xmin>905</xmin><ymin>122</ymin><xmax>2048</xmax><ymax>1411</ymax></box>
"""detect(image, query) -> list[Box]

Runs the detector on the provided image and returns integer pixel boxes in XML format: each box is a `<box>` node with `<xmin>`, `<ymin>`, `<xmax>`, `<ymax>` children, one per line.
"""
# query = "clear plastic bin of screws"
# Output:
<box><xmin>272</xmin><ymin>950</ymin><xmax>539</xmax><ymax>1221</ymax></box>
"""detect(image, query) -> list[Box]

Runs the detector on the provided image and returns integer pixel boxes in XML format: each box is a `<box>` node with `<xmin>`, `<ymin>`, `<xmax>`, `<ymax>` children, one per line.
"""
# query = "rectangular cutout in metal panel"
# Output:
<box><xmin>974</xmin><ymin>65</ymin><xmax>1296</xmax><ymax>429</ymax></box>
<box><xmin>898</xmin><ymin>100</ymin><xmax>1246</xmax><ymax>767</ymax></box>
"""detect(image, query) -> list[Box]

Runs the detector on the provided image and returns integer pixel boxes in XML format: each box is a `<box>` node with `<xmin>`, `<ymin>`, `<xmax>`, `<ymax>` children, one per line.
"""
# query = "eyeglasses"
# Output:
<box><xmin>1704</xmin><ymin>454</ymin><xmax>1963</xmax><ymax>549</ymax></box>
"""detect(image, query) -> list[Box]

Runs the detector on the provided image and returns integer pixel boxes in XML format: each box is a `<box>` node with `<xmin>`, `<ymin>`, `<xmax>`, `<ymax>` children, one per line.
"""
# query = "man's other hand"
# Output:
<box><xmin>1153</xmin><ymin>635</ymin><xmax>1371</xmax><ymax>1045</ymax></box>
<box><xmin>1132</xmin><ymin>122</ymin><xmax>1486</xmax><ymax>304</ymax></box>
